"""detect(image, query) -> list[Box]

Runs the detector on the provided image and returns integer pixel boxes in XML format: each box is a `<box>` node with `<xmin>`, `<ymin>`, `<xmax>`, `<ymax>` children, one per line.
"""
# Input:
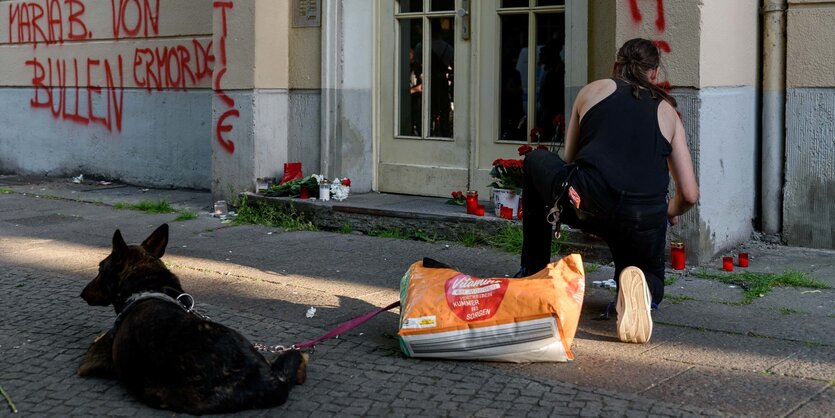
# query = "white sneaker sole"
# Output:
<box><xmin>616</xmin><ymin>266</ymin><xmax>653</xmax><ymax>343</ymax></box>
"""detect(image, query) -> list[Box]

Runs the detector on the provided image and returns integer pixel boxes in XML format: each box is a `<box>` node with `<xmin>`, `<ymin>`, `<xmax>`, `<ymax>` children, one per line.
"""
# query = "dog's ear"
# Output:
<box><xmin>112</xmin><ymin>229</ymin><xmax>128</xmax><ymax>255</ymax></box>
<box><xmin>141</xmin><ymin>224</ymin><xmax>169</xmax><ymax>259</ymax></box>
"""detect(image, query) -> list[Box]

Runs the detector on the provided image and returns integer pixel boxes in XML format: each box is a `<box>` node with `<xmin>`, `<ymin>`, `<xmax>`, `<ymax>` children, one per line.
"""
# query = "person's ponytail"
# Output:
<box><xmin>612</xmin><ymin>38</ymin><xmax>677</xmax><ymax>108</ymax></box>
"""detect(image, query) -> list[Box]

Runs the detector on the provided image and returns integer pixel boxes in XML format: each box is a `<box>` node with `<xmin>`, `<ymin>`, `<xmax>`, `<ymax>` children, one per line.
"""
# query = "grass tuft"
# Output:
<box><xmin>666</xmin><ymin>294</ymin><xmax>695</xmax><ymax>304</ymax></box>
<box><xmin>174</xmin><ymin>211</ymin><xmax>198</xmax><ymax>222</ymax></box>
<box><xmin>234</xmin><ymin>197</ymin><xmax>317</xmax><ymax>231</ymax></box>
<box><xmin>664</xmin><ymin>276</ymin><xmax>678</xmax><ymax>286</ymax></box>
<box><xmin>0</xmin><ymin>187</ymin><xmax>13</xmax><ymax>194</ymax></box>
<box><xmin>458</xmin><ymin>230</ymin><xmax>483</xmax><ymax>247</ymax></box>
<box><xmin>114</xmin><ymin>200</ymin><xmax>176</xmax><ymax>214</ymax></box>
<box><xmin>485</xmin><ymin>224</ymin><xmax>564</xmax><ymax>256</ymax></box>
<box><xmin>779</xmin><ymin>307</ymin><xmax>801</xmax><ymax>315</ymax></box>
<box><xmin>694</xmin><ymin>268</ymin><xmax>829</xmax><ymax>304</ymax></box>
<box><xmin>114</xmin><ymin>199</ymin><xmax>198</xmax><ymax>222</ymax></box>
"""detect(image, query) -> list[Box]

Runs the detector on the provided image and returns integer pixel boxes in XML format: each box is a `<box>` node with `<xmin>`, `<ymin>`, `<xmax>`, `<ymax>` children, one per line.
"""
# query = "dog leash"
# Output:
<box><xmin>290</xmin><ymin>300</ymin><xmax>401</xmax><ymax>351</ymax></box>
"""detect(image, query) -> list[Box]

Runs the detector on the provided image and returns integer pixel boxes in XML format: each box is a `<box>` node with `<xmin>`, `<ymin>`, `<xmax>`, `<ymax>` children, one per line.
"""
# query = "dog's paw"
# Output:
<box><xmin>78</xmin><ymin>332</ymin><xmax>115</xmax><ymax>378</ymax></box>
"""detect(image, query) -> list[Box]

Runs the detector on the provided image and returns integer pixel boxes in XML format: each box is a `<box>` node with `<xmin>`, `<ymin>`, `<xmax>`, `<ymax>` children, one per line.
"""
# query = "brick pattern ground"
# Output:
<box><xmin>0</xmin><ymin>266</ymin><xmax>727</xmax><ymax>418</ymax></box>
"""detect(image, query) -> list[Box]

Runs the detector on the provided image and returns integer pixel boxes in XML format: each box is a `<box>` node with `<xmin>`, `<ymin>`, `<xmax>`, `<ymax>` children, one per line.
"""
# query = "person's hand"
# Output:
<box><xmin>668</xmin><ymin>215</ymin><xmax>679</xmax><ymax>226</ymax></box>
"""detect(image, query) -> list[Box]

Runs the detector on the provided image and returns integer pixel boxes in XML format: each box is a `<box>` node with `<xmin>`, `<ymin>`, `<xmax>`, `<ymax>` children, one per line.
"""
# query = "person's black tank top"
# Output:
<box><xmin>574</xmin><ymin>78</ymin><xmax>672</xmax><ymax>195</ymax></box>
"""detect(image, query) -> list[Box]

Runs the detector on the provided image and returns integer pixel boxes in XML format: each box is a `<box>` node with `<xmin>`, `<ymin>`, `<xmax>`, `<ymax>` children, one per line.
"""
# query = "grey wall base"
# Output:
<box><xmin>673</xmin><ymin>86</ymin><xmax>758</xmax><ymax>263</ymax></box>
<box><xmin>0</xmin><ymin>88</ymin><xmax>211</xmax><ymax>189</ymax></box>
<box><xmin>785</xmin><ymin>88</ymin><xmax>835</xmax><ymax>249</ymax></box>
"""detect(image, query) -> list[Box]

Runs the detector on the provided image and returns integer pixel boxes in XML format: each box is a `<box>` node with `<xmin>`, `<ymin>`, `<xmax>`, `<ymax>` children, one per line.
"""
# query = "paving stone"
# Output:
<box><xmin>787</xmin><ymin>386</ymin><xmax>835</xmax><ymax>418</ymax></box>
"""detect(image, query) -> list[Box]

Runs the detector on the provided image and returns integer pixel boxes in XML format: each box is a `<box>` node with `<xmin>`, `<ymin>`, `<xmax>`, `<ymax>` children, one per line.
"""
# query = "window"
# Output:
<box><xmin>498</xmin><ymin>0</ymin><xmax>566</xmax><ymax>143</ymax></box>
<box><xmin>396</xmin><ymin>1</ymin><xmax>456</xmax><ymax>139</ymax></box>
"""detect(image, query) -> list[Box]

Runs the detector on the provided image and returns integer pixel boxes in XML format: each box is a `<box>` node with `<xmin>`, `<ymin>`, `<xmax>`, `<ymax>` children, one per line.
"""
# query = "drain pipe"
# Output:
<box><xmin>761</xmin><ymin>0</ymin><xmax>787</xmax><ymax>235</ymax></box>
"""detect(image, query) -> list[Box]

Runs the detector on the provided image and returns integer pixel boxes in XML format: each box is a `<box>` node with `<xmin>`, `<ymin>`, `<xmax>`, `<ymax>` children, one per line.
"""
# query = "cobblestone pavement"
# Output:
<box><xmin>1</xmin><ymin>177</ymin><xmax>832</xmax><ymax>417</ymax></box>
<box><xmin>1</xmin><ymin>266</ymin><xmax>721</xmax><ymax>418</ymax></box>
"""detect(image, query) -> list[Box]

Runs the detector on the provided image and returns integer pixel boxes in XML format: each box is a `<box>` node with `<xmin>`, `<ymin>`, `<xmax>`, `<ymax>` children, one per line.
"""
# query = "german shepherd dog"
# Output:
<box><xmin>78</xmin><ymin>224</ymin><xmax>307</xmax><ymax>414</ymax></box>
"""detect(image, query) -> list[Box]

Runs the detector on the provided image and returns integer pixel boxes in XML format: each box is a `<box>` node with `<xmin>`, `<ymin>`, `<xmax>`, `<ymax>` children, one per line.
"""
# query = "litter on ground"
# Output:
<box><xmin>593</xmin><ymin>279</ymin><xmax>617</xmax><ymax>289</ymax></box>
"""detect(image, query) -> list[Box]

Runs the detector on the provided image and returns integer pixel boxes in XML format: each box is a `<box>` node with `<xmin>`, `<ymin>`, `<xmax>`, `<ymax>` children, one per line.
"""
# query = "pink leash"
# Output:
<box><xmin>292</xmin><ymin>301</ymin><xmax>401</xmax><ymax>351</ymax></box>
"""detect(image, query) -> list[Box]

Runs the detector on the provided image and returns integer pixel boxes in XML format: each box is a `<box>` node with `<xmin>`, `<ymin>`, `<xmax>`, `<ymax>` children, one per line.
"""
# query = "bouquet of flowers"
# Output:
<box><xmin>263</xmin><ymin>174</ymin><xmax>351</xmax><ymax>201</ymax></box>
<box><xmin>446</xmin><ymin>191</ymin><xmax>466</xmax><ymax>206</ymax></box>
<box><xmin>263</xmin><ymin>175</ymin><xmax>320</xmax><ymax>197</ymax></box>
<box><xmin>489</xmin><ymin>158</ymin><xmax>524</xmax><ymax>191</ymax></box>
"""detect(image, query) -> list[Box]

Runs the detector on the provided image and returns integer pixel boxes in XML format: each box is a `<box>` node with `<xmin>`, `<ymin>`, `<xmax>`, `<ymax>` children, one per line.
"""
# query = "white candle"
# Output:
<box><xmin>319</xmin><ymin>184</ymin><xmax>330</xmax><ymax>201</ymax></box>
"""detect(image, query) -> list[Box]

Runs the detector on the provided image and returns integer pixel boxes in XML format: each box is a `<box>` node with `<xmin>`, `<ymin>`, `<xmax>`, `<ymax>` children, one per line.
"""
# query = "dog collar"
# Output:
<box><xmin>107</xmin><ymin>289</ymin><xmax>202</xmax><ymax>337</ymax></box>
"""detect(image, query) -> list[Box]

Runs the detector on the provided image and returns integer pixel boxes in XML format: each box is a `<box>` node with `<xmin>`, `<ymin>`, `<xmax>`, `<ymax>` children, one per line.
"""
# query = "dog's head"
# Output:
<box><xmin>80</xmin><ymin>224</ymin><xmax>170</xmax><ymax>308</ymax></box>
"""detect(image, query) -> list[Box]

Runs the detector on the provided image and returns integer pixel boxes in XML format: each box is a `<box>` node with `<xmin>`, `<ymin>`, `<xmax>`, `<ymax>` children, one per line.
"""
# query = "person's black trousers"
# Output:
<box><xmin>521</xmin><ymin>150</ymin><xmax>668</xmax><ymax>305</ymax></box>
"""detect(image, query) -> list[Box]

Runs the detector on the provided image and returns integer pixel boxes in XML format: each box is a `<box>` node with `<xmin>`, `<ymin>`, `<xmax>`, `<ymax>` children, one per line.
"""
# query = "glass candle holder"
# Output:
<box><xmin>213</xmin><ymin>200</ymin><xmax>228</xmax><ymax>217</ymax></box>
<box><xmin>500</xmin><ymin>206</ymin><xmax>513</xmax><ymax>220</ymax></box>
<box><xmin>722</xmin><ymin>256</ymin><xmax>734</xmax><ymax>272</ymax></box>
<box><xmin>466</xmin><ymin>191</ymin><xmax>478</xmax><ymax>214</ymax></box>
<box><xmin>671</xmin><ymin>242</ymin><xmax>685</xmax><ymax>270</ymax></box>
<box><xmin>738</xmin><ymin>252</ymin><xmax>749</xmax><ymax>267</ymax></box>
<box><xmin>318</xmin><ymin>181</ymin><xmax>330</xmax><ymax>201</ymax></box>
<box><xmin>299</xmin><ymin>186</ymin><xmax>309</xmax><ymax>199</ymax></box>
<box><xmin>474</xmin><ymin>204</ymin><xmax>485</xmax><ymax>216</ymax></box>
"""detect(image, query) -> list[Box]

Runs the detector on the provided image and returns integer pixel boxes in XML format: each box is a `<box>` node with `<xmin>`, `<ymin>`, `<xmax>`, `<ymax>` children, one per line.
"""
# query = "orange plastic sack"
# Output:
<box><xmin>398</xmin><ymin>254</ymin><xmax>585</xmax><ymax>362</ymax></box>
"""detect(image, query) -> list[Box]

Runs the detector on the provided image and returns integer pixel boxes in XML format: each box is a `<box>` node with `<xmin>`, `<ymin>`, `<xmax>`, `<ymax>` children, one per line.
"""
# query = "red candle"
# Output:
<box><xmin>474</xmin><ymin>205</ymin><xmax>485</xmax><ymax>216</ymax></box>
<box><xmin>466</xmin><ymin>191</ymin><xmax>478</xmax><ymax>214</ymax></box>
<box><xmin>738</xmin><ymin>252</ymin><xmax>749</xmax><ymax>267</ymax></box>
<box><xmin>517</xmin><ymin>199</ymin><xmax>523</xmax><ymax>219</ymax></box>
<box><xmin>671</xmin><ymin>242</ymin><xmax>685</xmax><ymax>270</ymax></box>
<box><xmin>299</xmin><ymin>186</ymin><xmax>309</xmax><ymax>199</ymax></box>
<box><xmin>722</xmin><ymin>256</ymin><xmax>734</xmax><ymax>272</ymax></box>
<box><xmin>500</xmin><ymin>206</ymin><xmax>513</xmax><ymax>220</ymax></box>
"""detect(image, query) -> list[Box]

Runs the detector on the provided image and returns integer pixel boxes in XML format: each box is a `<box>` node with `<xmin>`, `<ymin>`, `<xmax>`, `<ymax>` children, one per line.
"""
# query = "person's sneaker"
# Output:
<box><xmin>512</xmin><ymin>267</ymin><xmax>528</xmax><ymax>278</ymax></box>
<box><xmin>616</xmin><ymin>266</ymin><xmax>653</xmax><ymax>343</ymax></box>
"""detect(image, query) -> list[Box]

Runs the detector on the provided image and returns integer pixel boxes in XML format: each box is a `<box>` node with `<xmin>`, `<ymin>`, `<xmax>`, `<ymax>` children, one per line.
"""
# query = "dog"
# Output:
<box><xmin>78</xmin><ymin>224</ymin><xmax>307</xmax><ymax>414</ymax></box>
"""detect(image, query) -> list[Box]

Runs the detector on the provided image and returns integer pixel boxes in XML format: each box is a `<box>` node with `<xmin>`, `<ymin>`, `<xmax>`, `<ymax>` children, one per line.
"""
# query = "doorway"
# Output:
<box><xmin>377</xmin><ymin>0</ymin><xmax>586</xmax><ymax>197</ymax></box>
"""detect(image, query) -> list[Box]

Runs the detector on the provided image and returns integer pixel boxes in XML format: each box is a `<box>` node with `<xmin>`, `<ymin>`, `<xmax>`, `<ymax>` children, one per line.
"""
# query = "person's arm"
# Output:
<box><xmin>664</xmin><ymin>103</ymin><xmax>699</xmax><ymax>224</ymax></box>
<box><xmin>563</xmin><ymin>89</ymin><xmax>583</xmax><ymax>163</ymax></box>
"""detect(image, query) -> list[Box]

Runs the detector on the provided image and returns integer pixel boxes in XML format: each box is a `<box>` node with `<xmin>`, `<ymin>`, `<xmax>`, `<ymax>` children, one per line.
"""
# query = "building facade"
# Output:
<box><xmin>0</xmin><ymin>0</ymin><xmax>832</xmax><ymax>261</ymax></box>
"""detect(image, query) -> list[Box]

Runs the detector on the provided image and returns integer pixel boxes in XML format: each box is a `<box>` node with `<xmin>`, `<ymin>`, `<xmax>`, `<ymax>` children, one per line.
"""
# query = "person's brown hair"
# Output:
<box><xmin>612</xmin><ymin>38</ymin><xmax>677</xmax><ymax>107</ymax></box>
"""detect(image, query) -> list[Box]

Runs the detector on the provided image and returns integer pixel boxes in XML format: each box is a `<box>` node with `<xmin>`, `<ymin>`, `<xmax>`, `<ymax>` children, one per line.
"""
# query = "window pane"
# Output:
<box><xmin>537</xmin><ymin>0</ymin><xmax>565</xmax><ymax>6</ymax></box>
<box><xmin>501</xmin><ymin>0</ymin><xmax>529</xmax><ymax>8</ymax></box>
<box><xmin>399</xmin><ymin>18</ymin><xmax>423</xmax><ymax>137</ymax></box>
<box><xmin>424</xmin><ymin>17</ymin><xmax>455</xmax><ymax>138</ymax></box>
<box><xmin>500</xmin><ymin>14</ymin><xmax>528</xmax><ymax>142</ymax></box>
<box><xmin>399</xmin><ymin>0</ymin><xmax>423</xmax><ymax>13</ymax></box>
<box><xmin>534</xmin><ymin>12</ymin><xmax>565</xmax><ymax>143</ymax></box>
<box><xmin>430</xmin><ymin>0</ymin><xmax>455</xmax><ymax>12</ymax></box>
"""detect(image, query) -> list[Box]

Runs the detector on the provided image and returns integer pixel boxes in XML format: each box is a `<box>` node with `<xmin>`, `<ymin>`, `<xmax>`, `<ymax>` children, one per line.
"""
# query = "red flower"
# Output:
<box><xmin>552</xmin><ymin>113</ymin><xmax>565</xmax><ymax>127</ymax></box>
<box><xmin>489</xmin><ymin>158</ymin><xmax>525</xmax><ymax>190</ymax></box>
<box><xmin>341</xmin><ymin>178</ymin><xmax>351</xmax><ymax>187</ymax></box>
<box><xmin>529</xmin><ymin>127</ymin><xmax>543</xmax><ymax>141</ymax></box>
<box><xmin>451</xmin><ymin>191</ymin><xmax>463</xmax><ymax>199</ymax></box>
<box><xmin>517</xmin><ymin>144</ymin><xmax>533</xmax><ymax>156</ymax></box>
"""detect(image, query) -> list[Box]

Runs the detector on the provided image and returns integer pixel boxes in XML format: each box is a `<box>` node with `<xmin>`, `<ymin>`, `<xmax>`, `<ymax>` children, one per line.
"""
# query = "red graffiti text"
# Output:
<box><xmin>110</xmin><ymin>0</ymin><xmax>160</xmax><ymax>39</ymax></box>
<box><xmin>8</xmin><ymin>0</ymin><xmax>91</xmax><ymax>45</ymax></box>
<box><xmin>133</xmin><ymin>40</ymin><xmax>214</xmax><ymax>91</ymax></box>
<box><xmin>213</xmin><ymin>1</ymin><xmax>236</xmax><ymax>154</ymax></box>
<box><xmin>27</xmin><ymin>56</ymin><xmax>124</xmax><ymax>131</ymax></box>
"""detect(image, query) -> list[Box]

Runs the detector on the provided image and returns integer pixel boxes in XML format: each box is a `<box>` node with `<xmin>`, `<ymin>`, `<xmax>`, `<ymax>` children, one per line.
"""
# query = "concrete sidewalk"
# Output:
<box><xmin>0</xmin><ymin>175</ymin><xmax>832</xmax><ymax>417</ymax></box>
